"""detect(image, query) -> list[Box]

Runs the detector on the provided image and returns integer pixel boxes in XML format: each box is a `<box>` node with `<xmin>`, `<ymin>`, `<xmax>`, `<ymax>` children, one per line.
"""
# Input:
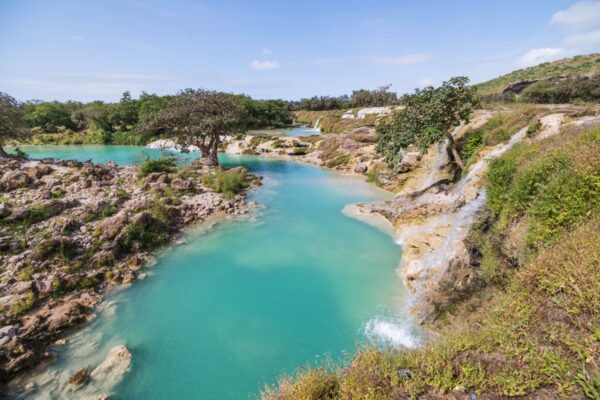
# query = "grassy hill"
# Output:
<box><xmin>476</xmin><ymin>53</ymin><xmax>600</xmax><ymax>96</ymax></box>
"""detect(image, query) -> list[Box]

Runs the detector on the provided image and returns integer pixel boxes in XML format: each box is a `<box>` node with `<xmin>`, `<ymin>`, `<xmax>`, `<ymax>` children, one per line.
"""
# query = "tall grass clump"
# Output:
<box><xmin>201</xmin><ymin>167</ymin><xmax>248</xmax><ymax>199</ymax></box>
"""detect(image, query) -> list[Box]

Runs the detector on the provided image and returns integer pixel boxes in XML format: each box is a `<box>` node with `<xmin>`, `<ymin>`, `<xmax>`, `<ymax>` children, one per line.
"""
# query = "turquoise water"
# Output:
<box><xmin>13</xmin><ymin>146</ymin><xmax>416</xmax><ymax>399</ymax></box>
<box><xmin>284</xmin><ymin>126</ymin><xmax>320</xmax><ymax>137</ymax></box>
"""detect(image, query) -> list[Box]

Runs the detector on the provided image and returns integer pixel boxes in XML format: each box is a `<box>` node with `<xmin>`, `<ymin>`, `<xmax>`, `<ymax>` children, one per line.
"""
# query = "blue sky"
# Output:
<box><xmin>1</xmin><ymin>0</ymin><xmax>600</xmax><ymax>102</ymax></box>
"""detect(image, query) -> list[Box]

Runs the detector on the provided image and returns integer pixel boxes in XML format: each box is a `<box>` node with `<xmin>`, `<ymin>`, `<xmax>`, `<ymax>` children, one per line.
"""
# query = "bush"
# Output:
<box><xmin>10</xmin><ymin>291</ymin><xmax>36</xmax><ymax>315</ymax></box>
<box><xmin>325</xmin><ymin>154</ymin><xmax>350</xmax><ymax>168</ymax></box>
<box><xmin>201</xmin><ymin>168</ymin><xmax>248</xmax><ymax>199</ymax></box>
<box><xmin>139</xmin><ymin>157</ymin><xmax>177</xmax><ymax>177</ymax></box>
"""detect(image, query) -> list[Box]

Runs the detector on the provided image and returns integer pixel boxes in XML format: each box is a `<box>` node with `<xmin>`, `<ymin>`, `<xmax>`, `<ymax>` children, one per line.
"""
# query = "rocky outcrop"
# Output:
<box><xmin>0</xmin><ymin>157</ymin><xmax>256</xmax><ymax>380</ymax></box>
<box><xmin>501</xmin><ymin>79</ymin><xmax>538</xmax><ymax>94</ymax></box>
<box><xmin>357</xmin><ymin>111</ymin><xmax>580</xmax><ymax>322</ymax></box>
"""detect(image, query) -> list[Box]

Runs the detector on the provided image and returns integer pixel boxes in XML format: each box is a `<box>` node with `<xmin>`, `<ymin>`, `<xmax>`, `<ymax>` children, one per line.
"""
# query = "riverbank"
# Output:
<box><xmin>4</xmin><ymin>150</ymin><xmax>408</xmax><ymax>399</ymax></box>
<box><xmin>0</xmin><ymin>156</ymin><xmax>258</xmax><ymax>382</ymax></box>
<box><xmin>261</xmin><ymin>106</ymin><xmax>600</xmax><ymax>399</ymax></box>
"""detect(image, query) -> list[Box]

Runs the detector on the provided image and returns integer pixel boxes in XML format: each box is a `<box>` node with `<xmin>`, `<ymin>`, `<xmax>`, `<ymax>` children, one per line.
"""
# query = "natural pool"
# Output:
<box><xmin>11</xmin><ymin>146</ymin><xmax>418</xmax><ymax>399</ymax></box>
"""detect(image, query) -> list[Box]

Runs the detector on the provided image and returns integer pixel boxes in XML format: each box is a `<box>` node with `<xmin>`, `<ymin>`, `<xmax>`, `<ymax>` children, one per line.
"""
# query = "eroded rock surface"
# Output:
<box><xmin>0</xmin><ymin>157</ymin><xmax>256</xmax><ymax>379</ymax></box>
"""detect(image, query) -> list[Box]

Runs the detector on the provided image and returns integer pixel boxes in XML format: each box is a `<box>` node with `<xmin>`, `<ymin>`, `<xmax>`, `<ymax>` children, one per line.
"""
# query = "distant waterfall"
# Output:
<box><xmin>313</xmin><ymin>116</ymin><xmax>323</xmax><ymax>130</ymax></box>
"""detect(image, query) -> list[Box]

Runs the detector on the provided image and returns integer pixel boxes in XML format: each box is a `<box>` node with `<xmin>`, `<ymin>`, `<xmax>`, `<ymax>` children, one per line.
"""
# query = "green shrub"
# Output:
<box><xmin>24</xmin><ymin>204</ymin><xmax>53</xmax><ymax>224</ymax></box>
<box><xmin>139</xmin><ymin>157</ymin><xmax>177</xmax><ymax>177</ymax></box>
<box><xmin>50</xmin><ymin>187</ymin><xmax>66</xmax><ymax>198</ymax></box>
<box><xmin>526</xmin><ymin>171</ymin><xmax>600</xmax><ymax>249</ymax></box>
<box><xmin>458</xmin><ymin>130</ymin><xmax>484</xmax><ymax>172</ymax></box>
<box><xmin>202</xmin><ymin>168</ymin><xmax>248</xmax><ymax>199</ymax></box>
<box><xmin>325</xmin><ymin>154</ymin><xmax>350</xmax><ymax>168</ymax></box>
<box><xmin>10</xmin><ymin>291</ymin><xmax>36</xmax><ymax>315</ymax></box>
<box><xmin>16</xmin><ymin>266</ymin><xmax>34</xmax><ymax>281</ymax></box>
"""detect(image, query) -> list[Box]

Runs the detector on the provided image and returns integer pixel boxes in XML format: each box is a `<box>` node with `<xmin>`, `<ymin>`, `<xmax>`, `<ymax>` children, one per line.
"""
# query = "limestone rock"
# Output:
<box><xmin>91</xmin><ymin>345</ymin><xmax>132</xmax><ymax>385</ymax></box>
<box><xmin>170</xmin><ymin>178</ymin><xmax>193</xmax><ymax>191</ymax></box>
<box><xmin>354</xmin><ymin>163</ymin><xmax>368</xmax><ymax>174</ymax></box>
<box><xmin>0</xmin><ymin>170</ymin><xmax>31</xmax><ymax>191</ymax></box>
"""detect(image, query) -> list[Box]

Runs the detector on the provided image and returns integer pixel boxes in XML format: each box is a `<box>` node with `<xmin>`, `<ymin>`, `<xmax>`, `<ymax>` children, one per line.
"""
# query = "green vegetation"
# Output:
<box><xmin>0</xmin><ymin>92</ymin><xmax>28</xmax><ymax>157</ymax></box>
<box><xmin>325</xmin><ymin>154</ymin><xmax>350</xmax><ymax>168</ymax></box>
<box><xmin>377</xmin><ymin>77</ymin><xmax>479</xmax><ymax>171</ymax></box>
<box><xmin>139</xmin><ymin>157</ymin><xmax>178</xmax><ymax>177</ymax></box>
<box><xmin>139</xmin><ymin>89</ymin><xmax>247</xmax><ymax>166</ymax></box>
<box><xmin>521</xmin><ymin>75</ymin><xmax>600</xmax><ymax>103</ymax></box>
<box><xmin>117</xmin><ymin>203</ymin><xmax>172</xmax><ymax>251</ymax></box>
<box><xmin>292</xmin><ymin>85</ymin><xmax>398</xmax><ymax>111</ymax></box>
<box><xmin>262</xmin><ymin>116</ymin><xmax>600</xmax><ymax>400</ymax></box>
<box><xmin>487</xmin><ymin>123</ymin><xmax>600</xmax><ymax>253</ymax></box>
<box><xmin>10</xmin><ymin>90</ymin><xmax>294</xmax><ymax>147</ymax></box>
<box><xmin>50</xmin><ymin>187</ymin><xmax>66</xmax><ymax>198</ymax></box>
<box><xmin>476</xmin><ymin>53</ymin><xmax>600</xmax><ymax>96</ymax></box>
<box><xmin>293</xmin><ymin>110</ymin><xmax>380</xmax><ymax>134</ymax></box>
<box><xmin>457</xmin><ymin>106</ymin><xmax>547</xmax><ymax>172</ymax></box>
<box><xmin>202</xmin><ymin>167</ymin><xmax>248</xmax><ymax>199</ymax></box>
<box><xmin>10</xmin><ymin>291</ymin><xmax>36</xmax><ymax>315</ymax></box>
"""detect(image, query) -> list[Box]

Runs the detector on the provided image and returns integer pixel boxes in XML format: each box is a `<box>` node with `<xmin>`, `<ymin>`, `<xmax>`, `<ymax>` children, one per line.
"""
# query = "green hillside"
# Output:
<box><xmin>476</xmin><ymin>53</ymin><xmax>600</xmax><ymax>96</ymax></box>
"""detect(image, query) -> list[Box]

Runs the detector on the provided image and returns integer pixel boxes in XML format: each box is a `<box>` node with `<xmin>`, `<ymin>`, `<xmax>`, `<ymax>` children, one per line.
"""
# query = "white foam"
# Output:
<box><xmin>364</xmin><ymin>316</ymin><xmax>420</xmax><ymax>348</ymax></box>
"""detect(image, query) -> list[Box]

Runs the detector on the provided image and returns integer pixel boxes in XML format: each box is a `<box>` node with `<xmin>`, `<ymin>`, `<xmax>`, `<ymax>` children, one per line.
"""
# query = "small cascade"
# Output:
<box><xmin>313</xmin><ymin>116</ymin><xmax>323</xmax><ymax>130</ymax></box>
<box><xmin>420</xmin><ymin>139</ymin><xmax>450</xmax><ymax>190</ymax></box>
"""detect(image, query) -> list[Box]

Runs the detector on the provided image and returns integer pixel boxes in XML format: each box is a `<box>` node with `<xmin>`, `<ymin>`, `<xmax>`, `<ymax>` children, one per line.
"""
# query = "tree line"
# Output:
<box><xmin>16</xmin><ymin>91</ymin><xmax>295</xmax><ymax>143</ymax></box>
<box><xmin>290</xmin><ymin>85</ymin><xmax>399</xmax><ymax>111</ymax></box>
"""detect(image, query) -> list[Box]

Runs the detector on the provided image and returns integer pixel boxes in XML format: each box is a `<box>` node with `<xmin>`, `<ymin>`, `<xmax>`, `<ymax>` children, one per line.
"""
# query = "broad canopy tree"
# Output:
<box><xmin>0</xmin><ymin>92</ymin><xmax>27</xmax><ymax>158</ymax></box>
<box><xmin>377</xmin><ymin>76</ymin><xmax>479</xmax><ymax>171</ymax></box>
<box><xmin>141</xmin><ymin>89</ymin><xmax>245</xmax><ymax>166</ymax></box>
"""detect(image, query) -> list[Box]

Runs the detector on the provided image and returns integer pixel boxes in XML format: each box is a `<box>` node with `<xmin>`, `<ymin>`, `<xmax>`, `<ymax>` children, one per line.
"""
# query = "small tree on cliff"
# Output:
<box><xmin>141</xmin><ymin>89</ymin><xmax>244</xmax><ymax>166</ymax></box>
<box><xmin>0</xmin><ymin>92</ymin><xmax>27</xmax><ymax>158</ymax></box>
<box><xmin>376</xmin><ymin>76</ymin><xmax>479</xmax><ymax>171</ymax></box>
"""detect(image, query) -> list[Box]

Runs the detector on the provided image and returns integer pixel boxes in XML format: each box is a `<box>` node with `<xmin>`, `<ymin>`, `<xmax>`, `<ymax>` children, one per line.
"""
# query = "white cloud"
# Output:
<box><xmin>551</xmin><ymin>1</ymin><xmax>600</xmax><ymax>31</ymax></box>
<box><xmin>249</xmin><ymin>60</ymin><xmax>280</xmax><ymax>70</ymax></box>
<box><xmin>260</xmin><ymin>48</ymin><xmax>272</xmax><ymax>55</ymax></box>
<box><xmin>72</xmin><ymin>35</ymin><xmax>84</xmax><ymax>42</ymax></box>
<box><xmin>564</xmin><ymin>30</ymin><xmax>600</xmax><ymax>47</ymax></box>
<box><xmin>517</xmin><ymin>48</ymin><xmax>564</xmax><ymax>67</ymax></box>
<box><xmin>374</xmin><ymin>53</ymin><xmax>431</xmax><ymax>65</ymax></box>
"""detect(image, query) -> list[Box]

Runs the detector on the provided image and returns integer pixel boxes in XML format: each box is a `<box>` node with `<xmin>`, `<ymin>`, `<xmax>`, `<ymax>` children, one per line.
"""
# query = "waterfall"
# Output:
<box><xmin>313</xmin><ymin>116</ymin><xmax>323</xmax><ymax>130</ymax></box>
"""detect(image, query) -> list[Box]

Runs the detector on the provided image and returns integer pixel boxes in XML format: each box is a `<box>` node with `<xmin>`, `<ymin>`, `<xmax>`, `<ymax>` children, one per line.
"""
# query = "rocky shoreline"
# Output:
<box><xmin>0</xmin><ymin>156</ymin><xmax>258</xmax><ymax>385</ymax></box>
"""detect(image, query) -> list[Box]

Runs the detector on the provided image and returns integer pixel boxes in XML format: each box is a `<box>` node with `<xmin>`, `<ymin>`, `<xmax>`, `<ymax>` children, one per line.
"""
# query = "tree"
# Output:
<box><xmin>140</xmin><ymin>89</ymin><xmax>244</xmax><ymax>166</ymax></box>
<box><xmin>376</xmin><ymin>76</ymin><xmax>479</xmax><ymax>171</ymax></box>
<box><xmin>22</xmin><ymin>101</ymin><xmax>74</xmax><ymax>132</ymax></box>
<box><xmin>0</xmin><ymin>92</ymin><xmax>27</xmax><ymax>158</ymax></box>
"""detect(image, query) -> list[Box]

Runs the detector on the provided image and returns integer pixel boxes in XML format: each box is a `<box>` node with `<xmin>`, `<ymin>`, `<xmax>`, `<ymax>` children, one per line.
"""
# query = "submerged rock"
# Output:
<box><xmin>90</xmin><ymin>345</ymin><xmax>132</xmax><ymax>385</ymax></box>
<box><xmin>68</xmin><ymin>366</ymin><xmax>91</xmax><ymax>387</ymax></box>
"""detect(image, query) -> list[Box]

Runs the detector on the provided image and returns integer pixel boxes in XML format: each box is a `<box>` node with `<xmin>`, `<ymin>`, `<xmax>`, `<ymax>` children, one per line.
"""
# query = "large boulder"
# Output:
<box><xmin>354</xmin><ymin>163</ymin><xmax>368</xmax><ymax>174</ymax></box>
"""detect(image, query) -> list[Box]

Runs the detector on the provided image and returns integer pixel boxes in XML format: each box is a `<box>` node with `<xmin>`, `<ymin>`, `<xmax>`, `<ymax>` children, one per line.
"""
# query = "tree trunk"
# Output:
<box><xmin>444</xmin><ymin>131</ymin><xmax>464</xmax><ymax>171</ymax></box>
<box><xmin>0</xmin><ymin>145</ymin><xmax>10</xmax><ymax>159</ymax></box>
<box><xmin>197</xmin><ymin>135</ymin><xmax>220</xmax><ymax>167</ymax></box>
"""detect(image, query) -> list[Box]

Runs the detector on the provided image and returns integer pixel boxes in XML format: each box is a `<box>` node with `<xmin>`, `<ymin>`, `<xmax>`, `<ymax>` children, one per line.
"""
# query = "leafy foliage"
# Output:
<box><xmin>376</xmin><ymin>77</ymin><xmax>479</xmax><ymax>170</ymax></box>
<box><xmin>139</xmin><ymin>157</ymin><xmax>177</xmax><ymax>177</ymax></box>
<box><xmin>292</xmin><ymin>85</ymin><xmax>398</xmax><ymax>111</ymax></box>
<box><xmin>0</xmin><ymin>92</ymin><xmax>28</xmax><ymax>156</ymax></box>
<box><xmin>140</xmin><ymin>89</ymin><xmax>245</xmax><ymax>166</ymax></box>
